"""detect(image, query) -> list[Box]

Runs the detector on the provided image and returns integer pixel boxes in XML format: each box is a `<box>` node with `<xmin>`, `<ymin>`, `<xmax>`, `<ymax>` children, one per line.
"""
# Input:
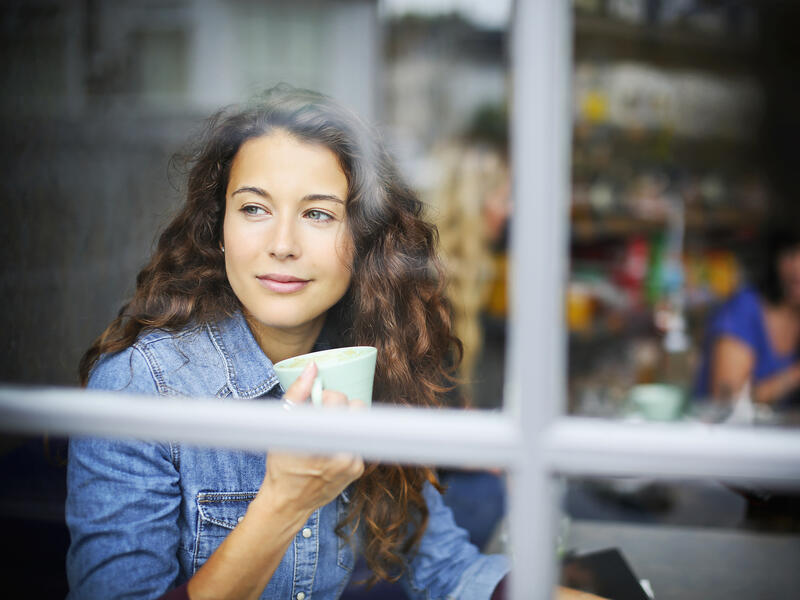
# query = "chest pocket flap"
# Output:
<box><xmin>197</xmin><ymin>491</ymin><xmax>257</xmax><ymax>528</ymax></box>
<box><xmin>194</xmin><ymin>491</ymin><xmax>257</xmax><ymax>571</ymax></box>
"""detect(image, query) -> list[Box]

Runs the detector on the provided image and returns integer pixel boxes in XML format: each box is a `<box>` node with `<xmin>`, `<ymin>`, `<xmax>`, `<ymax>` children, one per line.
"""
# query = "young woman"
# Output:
<box><xmin>65</xmin><ymin>85</ymin><xmax>509</xmax><ymax>599</ymax></box>
<box><xmin>695</xmin><ymin>225</ymin><xmax>800</xmax><ymax>406</ymax></box>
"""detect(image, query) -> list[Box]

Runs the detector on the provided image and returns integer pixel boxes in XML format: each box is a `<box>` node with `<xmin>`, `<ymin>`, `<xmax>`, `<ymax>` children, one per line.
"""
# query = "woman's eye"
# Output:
<box><xmin>305</xmin><ymin>209</ymin><xmax>333</xmax><ymax>222</ymax></box>
<box><xmin>241</xmin><ymin>205</ymin><xmax>266</xmax><ymax>216</ymax></box>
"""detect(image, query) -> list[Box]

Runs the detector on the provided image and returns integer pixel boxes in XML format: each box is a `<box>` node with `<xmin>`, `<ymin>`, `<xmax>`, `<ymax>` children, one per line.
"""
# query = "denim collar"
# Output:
<box><xmin>207</xmin><ymin>310</ymin><xmax>334</xmax><ymax>399</ymax></box>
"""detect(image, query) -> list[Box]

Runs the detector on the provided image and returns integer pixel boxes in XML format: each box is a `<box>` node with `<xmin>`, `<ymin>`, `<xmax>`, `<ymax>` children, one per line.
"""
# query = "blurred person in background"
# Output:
<box><xmin>424</xmin><ymin>108</ymin><xmax>511</xmax><ymax>554</ymax></box>
<box><xmin>428</xmin><ymin>140</ymin><xmax>510</xmax><ymax>407</ymax></box>
<box><xmin>695</xmin><ymin>224</ymin><xmax>800</xmax><ymax>407</ymax></box>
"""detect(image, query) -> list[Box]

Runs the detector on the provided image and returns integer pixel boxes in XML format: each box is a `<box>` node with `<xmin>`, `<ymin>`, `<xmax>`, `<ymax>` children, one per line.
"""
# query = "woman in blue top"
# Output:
<box><xmin>696</xmin><ymin>226</ymin><xmax>800</xmax><ymax>406</ymax></box>
<box><xmin>66</xmin><ymin>85</ymin><xmax>509</xmax><ymax>599</ymax></box>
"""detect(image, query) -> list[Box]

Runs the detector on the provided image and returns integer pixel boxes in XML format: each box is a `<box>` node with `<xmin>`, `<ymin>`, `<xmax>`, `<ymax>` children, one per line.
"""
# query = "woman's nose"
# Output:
<box><xmin>268</xmin><ymin>218</ymin><xmax>300</xmax><ymax>259</ymax></box>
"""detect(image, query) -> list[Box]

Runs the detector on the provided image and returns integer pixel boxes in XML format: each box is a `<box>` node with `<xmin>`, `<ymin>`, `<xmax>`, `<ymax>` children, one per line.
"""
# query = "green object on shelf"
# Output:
<box><xmin>645</xmin><ymin>231</ymin><xmax>666</xmax><ymax>306</ymax></box>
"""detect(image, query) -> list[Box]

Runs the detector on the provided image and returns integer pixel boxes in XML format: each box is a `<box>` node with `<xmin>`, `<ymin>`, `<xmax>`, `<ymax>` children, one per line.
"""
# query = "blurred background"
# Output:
<box><xmin>0</xmin><ymin>0</ymin><xmax>512</xmax><ymax>392</ymax></box>
<box><xmin>1</xmin><ymin>0</ymin><xmax>799</xmax><ymax>597</ymax></box>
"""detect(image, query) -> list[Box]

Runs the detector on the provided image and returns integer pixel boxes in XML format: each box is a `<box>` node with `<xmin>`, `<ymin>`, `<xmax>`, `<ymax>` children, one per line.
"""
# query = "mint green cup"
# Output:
<box><xmin>273</xmin><ymin>346</ymin><xmax>378</xmax><ymax>407</ymax></box>
<box><xmin>629</xmin><ymin>383</ymin><xmax>685</xmax><ymax>421</ymax></box>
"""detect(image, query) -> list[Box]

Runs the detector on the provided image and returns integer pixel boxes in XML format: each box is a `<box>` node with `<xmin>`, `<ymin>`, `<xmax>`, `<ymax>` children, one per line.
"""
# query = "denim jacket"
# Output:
<box><xmin>66</xmin><ymin>311</ymin><xmax>509</xmax><ymax>599</ymax></box>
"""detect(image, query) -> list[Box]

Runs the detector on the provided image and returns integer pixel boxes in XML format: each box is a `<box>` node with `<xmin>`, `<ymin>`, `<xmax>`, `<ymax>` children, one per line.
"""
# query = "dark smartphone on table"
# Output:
<box><xmin>560</xmin><ymin>548</ymin><xmax>650</xmax><ymax>600</ymax></box>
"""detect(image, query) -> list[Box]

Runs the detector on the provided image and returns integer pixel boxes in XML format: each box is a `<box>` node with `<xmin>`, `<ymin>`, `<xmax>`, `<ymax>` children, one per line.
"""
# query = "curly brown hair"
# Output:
<box><xmin>79</xmin><ymin>84</ymin><xmax>462</xmax><ymax>585</ymax></box>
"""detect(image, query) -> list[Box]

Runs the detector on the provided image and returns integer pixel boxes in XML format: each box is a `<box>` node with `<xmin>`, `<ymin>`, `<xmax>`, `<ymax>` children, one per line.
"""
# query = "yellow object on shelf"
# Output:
<box><xmin>708</xmin><ymin>250</ymin><xmax>738</xmax><ymax>298</ymax></box>
<box><xmin>486</xmin><ymin>252</ymin><xmax>508</xmax><ymax>318</ymax></box>
<box><xmin>581</xmin><ymin>90</ymin><xmax>609</xmax><ymax>123</ymax></box>
<box><xmin>567</xmin><ymin>282</ymin><xmax>594</xmax><ymax>333</ymax></box>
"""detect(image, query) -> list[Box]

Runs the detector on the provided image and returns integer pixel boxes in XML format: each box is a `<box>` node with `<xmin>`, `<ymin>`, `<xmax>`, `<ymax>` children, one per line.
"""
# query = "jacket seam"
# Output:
<box><xmin>169</xmin><ymin>441</ymin><xmax>181</xmax><ymax>472</ymax></box>
<box><xmin>192</xmin><ymin>506</ymin><xmax>202</xmax><ymax>574</ymax></box>
<box><xmin>130</xmin><ymin>343</ymin><xmax>168</xmax><ymax>395</ymax></box>
<box><xmin>206</xmin><ymin>322</ymin><xmax>240</xmax><ymax>398</ymax></box>
<box><xmin>206</xmin><ymin>321</ymin><xmax>279</xmax><ymax>399</ymax></box>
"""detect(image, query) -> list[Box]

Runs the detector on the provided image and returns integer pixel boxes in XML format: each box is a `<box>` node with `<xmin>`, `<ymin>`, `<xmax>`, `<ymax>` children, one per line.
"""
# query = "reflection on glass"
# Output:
<box><xmin>567</xmin><ymin>1</ymin><xmax>800</xmax><ymax>428</ymax></box>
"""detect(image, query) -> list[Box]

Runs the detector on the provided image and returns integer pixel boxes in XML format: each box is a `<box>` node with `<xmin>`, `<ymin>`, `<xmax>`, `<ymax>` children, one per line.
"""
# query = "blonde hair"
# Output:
<box><xmin>426</xmin><ymin>143</ymin><xmax>508</xmax><ymax>401</ymax></box>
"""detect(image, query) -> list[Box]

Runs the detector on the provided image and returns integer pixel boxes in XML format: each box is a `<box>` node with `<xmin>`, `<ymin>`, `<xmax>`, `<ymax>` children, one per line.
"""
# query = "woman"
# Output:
<box><xmin>695</xmin><ymin>225</ymin><xmax>800</xmax><ymax>406</ymax></box>
<box><xmin>66</xmin><ymin>85</ymin><xmax>509</xmax><ymax>599</ymax></box>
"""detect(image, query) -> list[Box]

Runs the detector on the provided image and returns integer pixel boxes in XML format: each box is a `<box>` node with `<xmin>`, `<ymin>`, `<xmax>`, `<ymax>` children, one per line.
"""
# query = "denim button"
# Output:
<box><xmin>302</xmin><ymin>527</ymin><xmax>312</xmax><ymax>538</ymax></box>
<box><xmin>296</xmin><ymin>593</ymin><xmax>306</xmax><ymax>600</ymax></box>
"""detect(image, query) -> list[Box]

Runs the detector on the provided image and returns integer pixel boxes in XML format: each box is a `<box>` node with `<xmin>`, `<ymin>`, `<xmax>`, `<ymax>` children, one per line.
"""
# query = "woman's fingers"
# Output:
<box><xmin>348</xmin><ymin>398</ymin><xmax>367</xmax><ymax>411</ymax></box>
<box><xmin>321</xmin><ymin>389</ymin><xmax>348</xmax><ymax>408</ymax></box>
<box><xmin>330</xmin><ymin>453</ymin><xmax>365</xmax><ymax>480</ymax></box>
<box><xmin>283</xmin><ymin>362</ymin><xmax>317</xmax><ymax>405</ymax></box>
<box><xmin>350</xmin><ymin>456</ymin><xmax>365</xmax><ymax>479</ymax></box>
<box><xmin>319</xmin><ymin>389</ymin><xmax>367</xmax><ymax>411</ymax></box>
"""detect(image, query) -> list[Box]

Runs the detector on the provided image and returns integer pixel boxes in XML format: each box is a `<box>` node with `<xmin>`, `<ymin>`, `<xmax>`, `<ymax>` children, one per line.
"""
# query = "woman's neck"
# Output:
<box><xmin>244</xmin><ymin>312</ymin><xmax>326</xmax><ymax>364</ymax></box>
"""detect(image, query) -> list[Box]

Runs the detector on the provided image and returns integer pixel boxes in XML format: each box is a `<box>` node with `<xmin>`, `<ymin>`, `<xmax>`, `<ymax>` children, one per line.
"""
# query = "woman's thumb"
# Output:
<box><xmin>283</xmin><ymin>361</ymin><xmax>317</xmax><ymax>405</ymax></box>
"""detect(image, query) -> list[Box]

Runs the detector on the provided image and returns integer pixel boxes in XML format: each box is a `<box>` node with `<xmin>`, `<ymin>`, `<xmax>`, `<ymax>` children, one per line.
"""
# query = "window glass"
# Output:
<box><xmin>568</xmin><ymin>1</ymin><xmax>800</xmax><ymax>431</ymax></box>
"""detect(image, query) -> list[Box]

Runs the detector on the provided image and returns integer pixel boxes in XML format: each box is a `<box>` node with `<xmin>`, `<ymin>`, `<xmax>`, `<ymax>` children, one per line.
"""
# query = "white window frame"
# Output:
<box><xmin>2</xmin><ymin>2</ymin><xmax>799</xmax><ymax>598</ymax></box>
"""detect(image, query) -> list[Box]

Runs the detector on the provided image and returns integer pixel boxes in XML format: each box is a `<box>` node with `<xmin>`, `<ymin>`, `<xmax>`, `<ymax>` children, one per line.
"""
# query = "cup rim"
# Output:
<box><xmin>273</xmin><ymin>346</ymin><xmax>377</xmax><ymax>371</ymax></box>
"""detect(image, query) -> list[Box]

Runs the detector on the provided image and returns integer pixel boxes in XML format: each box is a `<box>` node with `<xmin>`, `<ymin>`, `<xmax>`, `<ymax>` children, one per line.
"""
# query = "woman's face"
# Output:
<box><xmin>778</xmin><ymin>244</ymin><xmax>800</xmax><ymax>306</ymax></box>
<box><xmin>222</xmin><ymin>130</ymin><xmax>353</xmax><ymax>337</ymax></box>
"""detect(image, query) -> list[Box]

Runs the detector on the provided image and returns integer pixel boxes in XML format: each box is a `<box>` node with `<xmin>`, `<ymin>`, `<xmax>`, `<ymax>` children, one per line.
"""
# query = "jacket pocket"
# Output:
<box><xmin>193</xmin><ymin>491</ymin><xmax>257</xmax><ymax>572</ymax></box>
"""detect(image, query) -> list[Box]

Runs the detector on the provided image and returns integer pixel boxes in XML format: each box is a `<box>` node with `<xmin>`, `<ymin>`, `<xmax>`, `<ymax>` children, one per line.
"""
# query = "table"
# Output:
<box><xmin>566</xmin><ymin>520</ymin><xmax>800</xmax><ymax>600</ymax></box>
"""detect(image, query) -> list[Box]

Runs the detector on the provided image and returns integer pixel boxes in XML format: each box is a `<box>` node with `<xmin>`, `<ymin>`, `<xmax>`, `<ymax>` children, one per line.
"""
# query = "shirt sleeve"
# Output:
<box><xmin>401</xmin><ymin>482</ymin><xmax>510</xmax><ymax>600</ymax></box>
<box><xmin>709</xmin><ymin>289</ymin><xmax>762</xmax><ymax>350</ymax></box>
<box><xmin>66</xmin><ymin>347</ymin><xmax>183</xmax><ymax>599</ymax></box>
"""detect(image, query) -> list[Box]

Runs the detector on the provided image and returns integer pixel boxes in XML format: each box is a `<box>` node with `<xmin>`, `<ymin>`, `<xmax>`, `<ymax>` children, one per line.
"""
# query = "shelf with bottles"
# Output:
<box><xmin>572</xmin><ymin>124</ymin><xmax>761</xmax><ymax>174</ymax></box>
<box><xmin>566</xmin><ymin>0</ymin><xmax>767</xmax><ymax>418</ymax></box>
<box><xmin>572</xmin><ymin>62</ymin><xmax>762</xmax><ymax>150</ymax></box>
<box><xmin>566</xmin><ymin>281</ymin><xmax>712</xmax><ymax>417</ymax></box>
<box><xmin>569</xmin><ymin>56</ymin><xmax>767</xmax><ymax>242</ymax></box>
<box><xmin>570</xmin><ymin>172</ymin><xmax>766</xmax><ymax>243</ymax></box>
<box><xmin>571</xmin><ymin>5</ymin><xmax>764</xmax><ymax>164</ymax></box>
<box><xmin>567</xmin><ymin>234</ymin><xmax>745</xmax><ymax>340</ymax></box>
<box><xmin>570</xmin><ymin>208</ymin><xmax>763</xmax><ymax>244</ymax></box>
<box><xmin>572</xmin><ymin>0</ymin><xmax>758</xmax><ymax>71</ymax></box>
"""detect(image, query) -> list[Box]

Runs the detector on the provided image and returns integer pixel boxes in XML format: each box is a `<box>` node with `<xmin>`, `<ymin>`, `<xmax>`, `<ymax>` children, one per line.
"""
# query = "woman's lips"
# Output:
<box><xmin>256</xmin><ymin>274</ymin><xmax>310</xmax><ymax>294</ymax></box>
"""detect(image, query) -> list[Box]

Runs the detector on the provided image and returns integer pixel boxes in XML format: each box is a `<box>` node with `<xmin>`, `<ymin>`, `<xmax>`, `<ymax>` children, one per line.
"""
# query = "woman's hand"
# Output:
<box><xmin>255</xmin><ymin>362</ymin><xmax>365</xmax><ymax>520</ymax></box>
<box><xmin>187</xmin><ymin>362</ymin><xmax>365</xmax><ymax>600</ymax></box>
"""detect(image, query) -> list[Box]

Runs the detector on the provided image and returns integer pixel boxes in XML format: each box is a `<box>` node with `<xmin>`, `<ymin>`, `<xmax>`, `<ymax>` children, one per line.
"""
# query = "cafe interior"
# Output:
<box><xmin>1</xmin><ymin>1</ymin><xmax>799</xmax><ymax>598</ymax></box>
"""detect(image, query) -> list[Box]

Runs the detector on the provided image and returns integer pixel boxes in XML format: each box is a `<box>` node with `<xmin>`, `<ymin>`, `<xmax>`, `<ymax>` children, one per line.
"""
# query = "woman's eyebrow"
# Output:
<box><xmin>232</xmin><ymin>185</ymin><xmax>270</xmax><ymax>198</ymax></box>
<box><xmin>301</xmin><ymin>194</ymin><xmax>344</xmax><ymax>204</ymax></box>
<box><xmin>231</xmin><ymin>188</ymin><xmax>343</xmax><ymax>204</ymax></box>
